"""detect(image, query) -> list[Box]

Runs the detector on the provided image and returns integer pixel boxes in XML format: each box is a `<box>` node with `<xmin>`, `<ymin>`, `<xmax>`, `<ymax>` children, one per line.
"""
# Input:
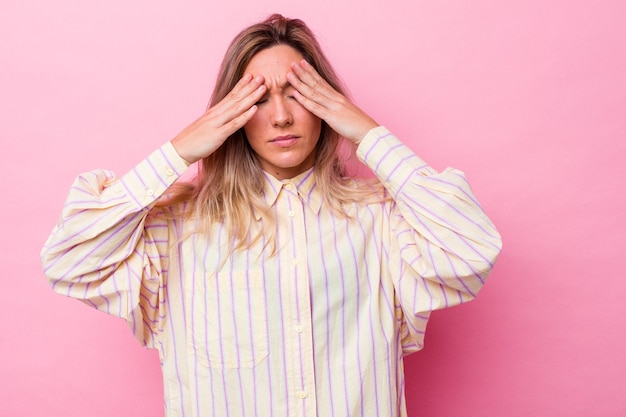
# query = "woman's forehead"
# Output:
<box><xmin>244</xmin><ymin>45</ymin><xmax>303</xmax><ymax>77</ymax></box>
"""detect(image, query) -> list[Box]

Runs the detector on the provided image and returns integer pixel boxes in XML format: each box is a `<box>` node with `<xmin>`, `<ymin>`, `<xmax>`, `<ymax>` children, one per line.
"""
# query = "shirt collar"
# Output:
<box><xmin>255</xmin><ymin>167</ymin><xmax>322</xmax><ymax>219</ymax></box>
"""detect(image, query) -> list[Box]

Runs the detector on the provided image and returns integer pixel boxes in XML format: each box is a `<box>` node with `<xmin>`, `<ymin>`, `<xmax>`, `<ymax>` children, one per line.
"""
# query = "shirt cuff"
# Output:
<box><xmin>357</xmin><ymin>126</ymin><xmax>434</xmax><ymax>194</ymax></box>
<box><xmin>119</xmin><ymin>141</ymin><xmax>190</xmax><ymax>209</ymax></box>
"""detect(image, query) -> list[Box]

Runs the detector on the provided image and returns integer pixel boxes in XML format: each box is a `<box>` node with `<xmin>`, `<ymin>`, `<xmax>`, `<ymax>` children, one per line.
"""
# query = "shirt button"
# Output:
<box><xmin>146</xmin><ymin>189</ymin><xmax>155</xmax><ymax>196</ymax></box>
<box><xmin>292</xmin><ymin>259</ymin><xmax>299</xmax><ymax>265</ymax></box>
<box><xmin>295</xmin><ymin>325</ymin><xmax>303</xmax><ymax>333</ymax></box>
<box><xmin>165</xmin><ymin>168</ymin><xmax>174</xmax><ymax>176</ymax></box>
<box><xmin>284</xmin><ymin>183</ymin><xmax>293</xmax><ymax>191</ymax></box>
<box><xmin>297</xmin><ymin>391</ymin><xmax>306</xmax><ymax>399</ymax></box>
<box><xmin>288</xmin><ymin>210</ymin><xmax>295</xmax><ymax>218</ymax></box>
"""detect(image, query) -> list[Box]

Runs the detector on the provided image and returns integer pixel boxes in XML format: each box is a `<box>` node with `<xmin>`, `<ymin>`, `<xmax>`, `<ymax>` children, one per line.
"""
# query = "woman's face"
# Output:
<box><xmin>243</xmin><ymin>44</ymin><xmax>322</xmax><ymax>180</ymax></box>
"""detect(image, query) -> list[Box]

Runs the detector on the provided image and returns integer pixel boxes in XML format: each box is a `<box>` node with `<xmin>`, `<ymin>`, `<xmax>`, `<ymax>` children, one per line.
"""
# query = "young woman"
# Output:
<box><xmin>42</xmin><ymin>14</ymin><xmax>502</xmax><ymax>417</ymax></box>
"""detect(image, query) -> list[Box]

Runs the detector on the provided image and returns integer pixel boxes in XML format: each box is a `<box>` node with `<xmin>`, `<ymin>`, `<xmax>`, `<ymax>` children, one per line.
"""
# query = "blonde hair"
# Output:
<box><xmin>163</xmin><ymin>14</ymin><xmax>382</xmax><ymax>250</ymax></box>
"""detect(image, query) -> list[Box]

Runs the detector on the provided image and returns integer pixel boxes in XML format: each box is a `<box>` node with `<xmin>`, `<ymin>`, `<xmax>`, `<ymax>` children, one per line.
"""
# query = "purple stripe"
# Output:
<box><xmin>166</xmin><ymin>213</ymin><xmax>186</xmax><ymax>411</ymax></box>
<box><xmin>366</xmin><ymin>204</ymin><xmax>396</xmax><ymax>320</ymax></box>
<box><xmin>138</xmin><ymin>290</ymin><xmax>159</xmax><ymax>310</ymax></box>
<box><xmin>137</xmin><ymin>303</ymin><xmax>160</xmax><ymax>325</ymax></box>
<box><xmin>227</xmin><ymin>251</ymin><xmax>245</xmax><ymax>414</ymax></box>
<box><xmin>344</xmin><ymin>208</ymin><xmax>365</xmax><ymax>416</ymax></box>
<box><xmin>261</xmin><ymin>232</ymin><xmax>274</xmax><ymax>415</ymax></box>
<box><xmin>216</xmin><ymin>226</ymin><xmax>231</xmax><ymax>415</ymax></box>
<box><xmin>429</xmin><ymin>173</ymin><xmax>482</xmax><ymax>208</ymax></box>
<box><xmin>316</xmin><ymin>211</ymin><xmax>336</xmax><ymax>417</ymax></box>
<box><xmin>287</xmin><ymin>194</ymin><xmax>308</xmax><ymax>406</ymax></box>
<box><xmin>441</xmin><ymin>244</ymin><xmax>475</xmax><ymax>297</ymax></box>
<box><xmin>261</xmin><ymin>172</ymin><xmax>280</xmax><ymax>204</ymax></box>
<box><xmin>373</xmin><ymin>142</ymin><xmax>405</xmax><ymax>174</ymax></box>
<box><xmin>287</xmin><ymin>195</ymin><xmax>301</xmax><ymax>325</ymax></box>
<box><xmin>64</xmin><ymin>193</ymin><xmax>127</xmax><ymax>208</ymax></box>
<box><xmin>48</xmin><ymin>212</ymin><xmax>143</xmax><ymax>285</ymax></box>
<box><xmin>119</xmin><ymin>173</ymin><xmax>143</xmax><ymax>209</ymax></box>
<box><xmin>244</xmin><ymin>248</ymin><xmax>259</xmax><ymax>417</ymax></box>
<box><xmin>391</xmin><ymin>170</ymin><xmax>415</xmax><ymax>198</ymax></box>
<box><xmin>394</xmin><ymin>207</ymin><xmax>486</xmax><ymax>290</ymax></box>
<box><xmin>362</xmin><ymin>131</ymin><xmax>393</xmax><ymax>162</ymax></box>
<box><xmin>425</xmin><ymin>238</ymin><xmax>453</xmax><ymax>305</ymax></box>
<box><xmin>158</xmin><ymin>146</ymin><xmax>184</xmax><ymax>176</ymax></box>
<box><xmin>45</xmin><ymin>211</ymin><xmax>115</xmax><ymax>254</ymax></box>
<box><xmin>146</xmin><ymin>156</ymin><xmax>169</xmax><ymax>189</ymax></box>
<box><xmin>95</xmin><ymin>271</ymin><xmax>112</xmax><ymax>315</ymax></box>
<box><xmin>407</xmin><ymin>182</ymin><xmax>500</xmax><ymax>249</ymax></box>
<box><xmin>383</xmin><ymin>155</ymin><xmax>427</xmax><ymax>190</ymax></box>
<box><xmin>205</xmin><ymin>222</ymin><xmax>219</xmax><ymax>417</ymax></box>
<box><xmin>297</xmin><ymin>168</ymin><xmax>314</xmax><ymax>187</ymax></box>
<box><xmin>273</xmin><ymin>206</ymin><xmax>291</xmax><ymax>417</ymax></box>
<box><xmin>329</xmin><ymin>214</ymin><xmax>350</xmax><ymax>416</ymax></box>
<box><xmin>191</xmin><ymin>227</ymin><xmax>202</xmax><ymax>415</ymax></box>
<box><xmin>360</xmin><ymin>205</ymin><xmax>382</xmax><ymax>415</ymax></box>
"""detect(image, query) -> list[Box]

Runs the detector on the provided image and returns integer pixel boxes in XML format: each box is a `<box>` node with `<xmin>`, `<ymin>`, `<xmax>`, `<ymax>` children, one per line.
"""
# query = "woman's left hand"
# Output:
<box><xmin>287</xmin><ymin>59</ymin><xmax>378</xmax><ymax>144</ymax></box>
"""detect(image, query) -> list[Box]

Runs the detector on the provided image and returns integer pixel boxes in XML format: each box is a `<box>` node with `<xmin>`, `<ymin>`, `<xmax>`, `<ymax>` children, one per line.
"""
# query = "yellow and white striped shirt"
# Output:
<box><xmin>41</xmin><ymin>126</ymin><xmax>502</xmax><ymax>417</ymax></box>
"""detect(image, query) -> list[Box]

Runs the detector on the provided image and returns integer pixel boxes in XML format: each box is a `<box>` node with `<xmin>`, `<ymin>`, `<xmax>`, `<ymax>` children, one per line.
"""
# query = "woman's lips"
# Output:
<box><xmin>271</xmin><ymin>135</ymin><xmax>298</xmax><ymax>147</ymax></box>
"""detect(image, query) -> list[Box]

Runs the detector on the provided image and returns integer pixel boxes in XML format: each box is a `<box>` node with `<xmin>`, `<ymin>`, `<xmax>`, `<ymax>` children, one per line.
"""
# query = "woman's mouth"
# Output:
<box><xmin>271</xmin><ymin>135</ymin><xmax>298</xmax><ymax>147</ymax></box>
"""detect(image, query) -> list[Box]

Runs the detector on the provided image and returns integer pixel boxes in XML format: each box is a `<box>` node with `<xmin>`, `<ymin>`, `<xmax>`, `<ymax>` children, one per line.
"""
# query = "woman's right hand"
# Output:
<box><xmin>171</xmin><ymin>74</ymin><xmax>266</xmax><ymax>164</ymax></box>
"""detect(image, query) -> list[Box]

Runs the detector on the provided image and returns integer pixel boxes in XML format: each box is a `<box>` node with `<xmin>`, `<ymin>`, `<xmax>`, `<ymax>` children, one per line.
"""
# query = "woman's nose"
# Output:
<box><xmin>270</xmin><ymin>97</ymin><xmax>293</xmax><ymax>127</ymax></box>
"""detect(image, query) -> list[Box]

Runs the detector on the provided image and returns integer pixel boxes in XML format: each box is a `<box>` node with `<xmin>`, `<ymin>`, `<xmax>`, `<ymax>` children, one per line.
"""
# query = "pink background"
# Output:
<box><xmin>2</xmin><ymin>0</ymin><xmax>625</xmax><ymax>416</ymax></box>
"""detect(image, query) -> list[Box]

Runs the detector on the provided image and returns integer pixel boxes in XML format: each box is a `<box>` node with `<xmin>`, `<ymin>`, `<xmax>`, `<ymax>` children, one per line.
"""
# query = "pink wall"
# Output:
<box><xmin>2</xmin><ymin>0</ymin><xmax>625</xmax><ymax>416</ymax></box>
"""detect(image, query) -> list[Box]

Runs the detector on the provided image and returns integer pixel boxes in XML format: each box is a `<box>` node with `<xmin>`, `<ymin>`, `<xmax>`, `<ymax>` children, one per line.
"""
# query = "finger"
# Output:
<box><xmin>287</xmin><ymin>62</ymin><xmax>336</xmax><ymax>104</ymax></box>
<box><xmin>211</xmin><ymin>74</ymin><xmax>262</xmax><ymax>115</ymax></box>
<box><xmin>291</xmin><ymin>60</ymin><xmax>328</xmax><ymax>89</ymax></box>
<box><xmin>292</xmin><ymin>88</ymin><xmax>335</xmax><ymax>121</ymax></box>
<box><xmin>222</xmin><ymin>104</ymin><xmax>259</xmax><ymax>133</ymax></box>
<box><xmin>213</xmin><ymin>76</ymin><xmax>266</xmax><ymax>125</ymax></box>
<box><xmin>226</xmin><ymin>78</ymin><xmax>266</xmax><ymax>118</ymax></box>
<box><xmin>227</xmin><ymin>74</ymin><xmax>264</xmax><ymax>101</ymax></box>
<box><xmin>288</xmin><ymin>67</ymin><xmax>347</xmax><ymax>120</ymax></box>
<box><xmin>287</xmin><ymin>72</ymin><xmax>333</xmax><ymax>113</ymax></box>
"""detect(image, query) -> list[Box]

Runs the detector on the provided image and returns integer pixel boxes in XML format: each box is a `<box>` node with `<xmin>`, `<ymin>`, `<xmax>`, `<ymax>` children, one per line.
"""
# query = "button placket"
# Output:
<box><xmin>278</xmin><ymin>178</ymin><xmax>316</xmax><ymax>415</ymax></box>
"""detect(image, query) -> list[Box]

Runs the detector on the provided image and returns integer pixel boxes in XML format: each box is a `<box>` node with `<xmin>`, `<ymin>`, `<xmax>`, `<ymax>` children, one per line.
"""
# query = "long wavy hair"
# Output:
<box><xmin>163</xmin><ymin>14</ymin><xmax>382</xmax><ymax>250</ymax></box>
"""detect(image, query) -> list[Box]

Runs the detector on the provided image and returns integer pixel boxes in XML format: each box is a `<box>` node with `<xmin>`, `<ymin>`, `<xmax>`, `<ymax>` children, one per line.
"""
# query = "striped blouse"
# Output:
<box><xmin>41</xmin><ymin>126</ymin><xmax>502</xmax><ymax>417</ymax></box>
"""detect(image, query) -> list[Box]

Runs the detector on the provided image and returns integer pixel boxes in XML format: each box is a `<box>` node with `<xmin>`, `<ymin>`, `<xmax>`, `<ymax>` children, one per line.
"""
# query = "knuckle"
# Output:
<box><xmin>232</xmin><ymin>101</ymin><xmax>248</xmax><ymax>114</ymax></box>
<box><xmin>228</xmin><ymin>91</ymin><xmax>241</xmax><ymax>101</ymax></box>
<box><xmin>227</xmin><ymin>117</ymin><xmax>244</xmax><ymax>131</ymax></box>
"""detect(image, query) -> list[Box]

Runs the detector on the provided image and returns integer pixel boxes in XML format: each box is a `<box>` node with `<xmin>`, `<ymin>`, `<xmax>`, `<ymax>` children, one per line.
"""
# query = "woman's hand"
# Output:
<box><xmin>171</xmin><ymin>74</ymin><xmax>266</xmax><ymax>164</ymax></box>
<box><xmin>286</xmin><ymin>60</ymin><xmax>378</xmax><ymax>144</ymax></box>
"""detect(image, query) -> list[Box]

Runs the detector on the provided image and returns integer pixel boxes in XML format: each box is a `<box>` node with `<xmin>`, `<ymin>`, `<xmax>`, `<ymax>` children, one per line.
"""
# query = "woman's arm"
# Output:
<box><xmin>41</xmin><ymin>73</ymin><xmax>267</xmax><ymax>345</ymax></box>
<box><xmin>288</xmin><ymin>62</ymin><xmax>502</xmax><ymax>350</ymax></box>
<box><xmin>359</xmin><ymin>127</ymin><xmax>502</xmax><ymax>307</ymax></box>
<box><xmin>41</xmin><ymin>142</ymin><xmax>188</xmax><ymax>346</ymax></box>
